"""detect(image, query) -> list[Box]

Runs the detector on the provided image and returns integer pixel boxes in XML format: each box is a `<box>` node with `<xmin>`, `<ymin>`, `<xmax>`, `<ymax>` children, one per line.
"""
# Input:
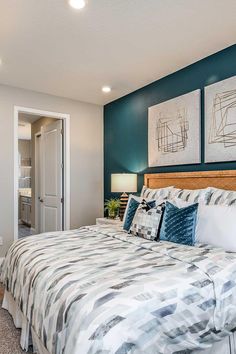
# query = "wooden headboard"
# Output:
<box><xmin>144</xmin><ymin>170</ymin><xmax>236</xmax><ymax>191</ymax></box>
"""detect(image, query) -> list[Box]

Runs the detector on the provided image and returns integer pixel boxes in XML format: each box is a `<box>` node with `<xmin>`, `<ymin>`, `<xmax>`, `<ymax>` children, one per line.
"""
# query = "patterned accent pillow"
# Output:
<box><xmin>170</xmin><ymin>188</ymin><xmax>211</xmax><ymax>204</ymax></box>
<box><xmin>123</xmin><ymin>197</ymin><xmax>156</xmax><ymax>232</ymax></box>
<box><xmin>141</xmin><ymin>186</ymin><xmax>173</xmax><ymax>200</ymax></box>
<box><xmin>130</xmin><ymin>201</ymin><xmax>165</xmax><ymax>240</ymax></box>
<box><xmin>160</xmin><ymin>202</ymin><xmax>198</xmax><ymax>246</ymax></box>
<box><xmin>206</xmin><ymin>187</ymin><xmax>236</xmax><ymax>206</ymax></box>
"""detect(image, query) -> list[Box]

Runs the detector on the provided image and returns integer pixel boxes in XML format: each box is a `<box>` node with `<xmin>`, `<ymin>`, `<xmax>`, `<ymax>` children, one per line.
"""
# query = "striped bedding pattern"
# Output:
<box><xmin>1</xmin><ymin>225</ymin><xmax>236</xmax><ymax>354</ymax></box>
<box><xmin>141</xmin><ymin>186</ymin><xmax>173</xmax><ymax>200</ymax></box>
<box><xmin>169</xmin><ymin>188</ymin><xmax>212</xmax><ymax>204</ymax></box>
<box><xmin>206</xmin><ymin>187</ymin><xmax>236</xmax><ymax>206</ymax></box>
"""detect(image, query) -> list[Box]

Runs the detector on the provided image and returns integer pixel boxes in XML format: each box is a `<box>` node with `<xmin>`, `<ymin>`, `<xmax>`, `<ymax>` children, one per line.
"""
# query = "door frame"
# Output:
<box><xmin>34</xmin><ymin>131</ymin><xmax>41</xmax><ymax>234</ymax></box>
<box><xmin>14</xmin><ymin>106</ymin><xmax>70</xmax><ymax>240</ymax></box>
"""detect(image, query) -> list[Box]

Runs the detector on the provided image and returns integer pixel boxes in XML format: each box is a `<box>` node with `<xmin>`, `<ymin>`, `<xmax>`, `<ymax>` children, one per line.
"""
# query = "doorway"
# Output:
<box><xmin>14</xmin><ymin>106</ymin><xmax>70</xmax><ymax>240</ymax></box>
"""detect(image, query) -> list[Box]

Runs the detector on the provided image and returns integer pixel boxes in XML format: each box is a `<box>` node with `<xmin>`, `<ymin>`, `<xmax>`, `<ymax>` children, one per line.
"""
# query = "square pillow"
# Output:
<box><xmin>206</xmin><ymin>187</ymin><xmax>236</xmax><ymax>206</ymax></box>
<box><xmin>141</xmin><ymin>186</ymin><xmax>173</xmax><ymax>200</ymax></box>
<box><xmin>122</xmin><ymin>194</ymin><xmax>141</xmax><ymax>228</ymax></box>
<box><xmin>195</xmin><ymin>204</ymin><xmax>236</xmax><ymax>252</ymax></box>
<box><xmin>123</xmin><ymin>196</ymin><xmax>156</xmax><ymax>232</ymax></box>
<box><xmin>160</xmin><ymin>201</ymin><xmax>198</xmax><ymax>246</ymax></box>
<box><xmin>130</xmin><ymin>201</ymin><xmax>165</xmax><ymax>240</ymax></box>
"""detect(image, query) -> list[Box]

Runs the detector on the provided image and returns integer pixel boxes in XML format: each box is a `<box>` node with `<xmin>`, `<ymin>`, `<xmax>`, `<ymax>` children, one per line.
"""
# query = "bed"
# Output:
<box><xmin>1</xmin><ymin>170</ymin><xmax>236</xmax><ymax>354</ymax></box>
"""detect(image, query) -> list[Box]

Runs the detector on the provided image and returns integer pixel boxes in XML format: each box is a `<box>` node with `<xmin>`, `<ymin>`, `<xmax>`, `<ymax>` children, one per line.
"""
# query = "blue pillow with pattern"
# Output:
<box><xmin>160</xmin><ymin>201</ymin><xmax>198</xmax><ymax>246</ymax></box>
<box><xmin>123</xmin><ymin>198</ymin><xmax>156</xmax><ymax>232</ymax></box>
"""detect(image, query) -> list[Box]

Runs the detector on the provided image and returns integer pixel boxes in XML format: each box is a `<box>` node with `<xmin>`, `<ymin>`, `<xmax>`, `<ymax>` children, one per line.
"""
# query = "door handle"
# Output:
<box><xmin>39</xmin><ymin>198</ymin><xmax>44</xmax><ymax>203</ymax></box>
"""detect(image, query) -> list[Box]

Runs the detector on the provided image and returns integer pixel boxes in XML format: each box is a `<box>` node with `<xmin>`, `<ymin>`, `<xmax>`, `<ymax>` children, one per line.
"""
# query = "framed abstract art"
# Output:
<box><xmin>205</xmin><ymin>76</ymin><xmax>236</xmax><ymax>163</ymax></box>
<box><xmin>148</xmin><ymin>90</ymin><xmax>201</xmax><ymax>167</ymax></box>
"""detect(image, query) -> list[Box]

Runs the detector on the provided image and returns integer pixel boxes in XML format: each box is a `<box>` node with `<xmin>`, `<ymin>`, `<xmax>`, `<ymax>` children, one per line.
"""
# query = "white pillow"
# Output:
<box><xmin>141</xmin><ymin>186</ymin><xmax>174</xmax><ymax>200</ymax></box>
<box><xmin>169</xmin><ymin>188</ymin><xmax>211</xmax><ymax>204</ymax></box>
<box><xmin>170</xmin><ymin>197</ymin><xmax>194</xmax><ymax>208</ymax></box>
<box><xmin>206</xmin><ymin>187</ymin><xmax>236</xmax><ymax>206</ymax></box>
<box><xmin>170</xmin><ymin>196</ymin><xmax>206</xmax><ymax>208</ymax></box>
<box><xmin>195</xmin><ymin>205</ymin><xmax>236</xmax><ymax>252</ymax></box>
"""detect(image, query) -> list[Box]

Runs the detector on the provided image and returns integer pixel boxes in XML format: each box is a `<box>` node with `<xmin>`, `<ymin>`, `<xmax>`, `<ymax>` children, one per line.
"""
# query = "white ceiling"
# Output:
<box><xmin>0</xmin><ymin>0</ymin><xmax>235</xmax><ymax>105</ymax></box>
<box><xmin>18</xmin><ymin>113</ymin><xmax>42</xmax><ymax>124</ymax></box>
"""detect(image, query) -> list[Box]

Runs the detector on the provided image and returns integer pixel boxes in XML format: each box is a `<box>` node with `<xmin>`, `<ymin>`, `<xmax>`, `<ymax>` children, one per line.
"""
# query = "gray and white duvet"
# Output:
<box><xmin>1</xmin><ymin>224</ymin><xmax>236</xmax><ymax>354</ymax></box>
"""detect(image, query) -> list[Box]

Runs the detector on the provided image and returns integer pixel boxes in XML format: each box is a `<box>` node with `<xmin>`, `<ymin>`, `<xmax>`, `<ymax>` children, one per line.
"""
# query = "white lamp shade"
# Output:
<box><xmin>111</xmin><ymin>173</ymin><xmax>137</xmax><ymax>193</ymax></box>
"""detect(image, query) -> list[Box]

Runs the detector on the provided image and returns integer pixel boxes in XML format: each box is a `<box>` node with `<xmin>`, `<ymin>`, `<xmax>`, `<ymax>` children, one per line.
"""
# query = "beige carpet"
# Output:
<box><xmin>0</xmin><ymin>284</ymin><xmax>34</xmax><ymax>354</ymax></box>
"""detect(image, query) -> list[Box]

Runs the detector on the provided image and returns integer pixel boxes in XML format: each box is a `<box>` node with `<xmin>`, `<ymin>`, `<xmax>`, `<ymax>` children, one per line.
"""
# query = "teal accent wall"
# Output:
<box><xmin>104</xmin><ymin>45</ymin><xmax>236</xmax><ymax>200</ymax></box>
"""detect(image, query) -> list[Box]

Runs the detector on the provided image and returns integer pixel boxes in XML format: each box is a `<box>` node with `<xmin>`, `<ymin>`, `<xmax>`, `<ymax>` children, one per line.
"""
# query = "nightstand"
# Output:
<box><xmin>96</xmin><ymin>218</ymin><xmax>123</xmax><ymax>227</ymax></box>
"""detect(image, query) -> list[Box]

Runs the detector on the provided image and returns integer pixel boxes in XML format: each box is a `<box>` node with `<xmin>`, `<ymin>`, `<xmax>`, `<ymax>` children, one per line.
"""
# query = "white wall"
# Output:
<box><xmin>18</xmin><ymin>122</ymin><xmax>31</xmax><ymax>140</ymax></box>
<box><xmin>0</xmin><ymin>84</ymin><xmax>104</xmax><ymax>257</ymax></box>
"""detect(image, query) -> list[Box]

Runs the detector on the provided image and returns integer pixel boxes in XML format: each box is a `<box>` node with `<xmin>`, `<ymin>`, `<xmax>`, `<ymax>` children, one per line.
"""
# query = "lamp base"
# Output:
<box><xmin>119</xmin><ymin>192</ymin><xmax>129</xmax><ymax>221</ymax></box>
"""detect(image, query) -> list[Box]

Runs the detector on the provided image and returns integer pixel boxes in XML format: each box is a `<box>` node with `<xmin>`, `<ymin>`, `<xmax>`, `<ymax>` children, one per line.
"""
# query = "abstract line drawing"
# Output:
<box><xmin>148</xmin><ymin>90</ymin><xmax>201</xmax><ymax>167</ymax></box>
<box><xmin>205</xmin><ymin>76</ymin><xmax>236</xmax><ymax>163</ymax></box>
<box><xmin>156</xmin><ymin>108</ymin><xmax>189</xmax><ymax>154</ymax></box>
<box><xmin>209</xmin><ymin>90</ymin><xmax>236</xmax><ymax>148</ymax></box>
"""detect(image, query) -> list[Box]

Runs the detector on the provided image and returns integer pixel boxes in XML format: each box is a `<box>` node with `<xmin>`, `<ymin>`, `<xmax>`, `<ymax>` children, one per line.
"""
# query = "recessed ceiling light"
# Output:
<box><xmin>102</xmin><ymin>86</ymin><xmax>111</xmax><ymax>93</ymax></box>
<box><xmin>69</xmin><ymin>0</ymin><xmax>86</xmax><ymax>10</ymax></box>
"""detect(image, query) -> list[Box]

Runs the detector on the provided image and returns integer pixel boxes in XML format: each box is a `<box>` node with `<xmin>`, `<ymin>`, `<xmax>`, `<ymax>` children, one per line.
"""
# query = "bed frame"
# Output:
<box><xmin>144</xmin><ymin>170</ymin><xmax>236</xmax><ymax>191</ymax></box>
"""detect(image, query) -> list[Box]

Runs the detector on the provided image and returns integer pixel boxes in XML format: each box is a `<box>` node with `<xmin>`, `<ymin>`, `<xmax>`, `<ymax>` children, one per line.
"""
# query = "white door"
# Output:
<box><xmin>40</xmin><ymin>120</ymin><xmax>63</xmax><ymax>233</ymax></box>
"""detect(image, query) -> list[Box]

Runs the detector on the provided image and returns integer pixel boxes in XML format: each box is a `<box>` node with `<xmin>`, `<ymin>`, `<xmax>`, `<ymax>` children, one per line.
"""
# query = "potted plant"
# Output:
<box><xmin>104</xmin><ymin>198</ymin><xmax>121</xmax><ymax>219</ymax></box>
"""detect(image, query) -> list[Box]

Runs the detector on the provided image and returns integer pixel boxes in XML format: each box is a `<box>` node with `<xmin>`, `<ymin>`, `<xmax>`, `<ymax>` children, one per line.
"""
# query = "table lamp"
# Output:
<box><xmin>111</xmin><ymin>173</ymin><xmax>137</xmax><ymax>220</ymax></box>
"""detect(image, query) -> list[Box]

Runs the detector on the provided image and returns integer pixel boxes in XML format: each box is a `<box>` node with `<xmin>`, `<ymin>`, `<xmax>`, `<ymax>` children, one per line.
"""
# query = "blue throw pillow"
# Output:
<box><xmin>159</xmin><ymin>201</ymin><xmax>198</xmax><ymax>246</ymax></box>
<box><xmin>123</xmin><ymin>198</ymin><xmax>156</xmax><ymax>232</ymax></box>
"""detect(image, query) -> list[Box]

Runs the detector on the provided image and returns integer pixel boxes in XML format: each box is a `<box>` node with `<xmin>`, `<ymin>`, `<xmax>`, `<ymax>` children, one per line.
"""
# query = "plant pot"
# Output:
<box><xmin>108</xmin><ymin>210</ymin><xmax>117</xmax><ymax>219</ymax></box>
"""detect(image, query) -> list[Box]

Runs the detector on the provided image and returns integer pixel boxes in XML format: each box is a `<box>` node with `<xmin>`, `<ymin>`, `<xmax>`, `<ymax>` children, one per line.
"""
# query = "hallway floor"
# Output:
<box><xmin>18</xmin><ymin>224</ymin><xmax>34</xmax><ymax>238</ymax></box>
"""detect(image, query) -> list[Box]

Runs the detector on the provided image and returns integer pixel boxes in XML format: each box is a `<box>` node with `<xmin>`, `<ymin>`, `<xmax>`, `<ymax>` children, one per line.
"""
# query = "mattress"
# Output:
<box><xmin>2</xmin><ymin>224</ymin><xmax>236</xmax><ymax>354</ymax></box>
